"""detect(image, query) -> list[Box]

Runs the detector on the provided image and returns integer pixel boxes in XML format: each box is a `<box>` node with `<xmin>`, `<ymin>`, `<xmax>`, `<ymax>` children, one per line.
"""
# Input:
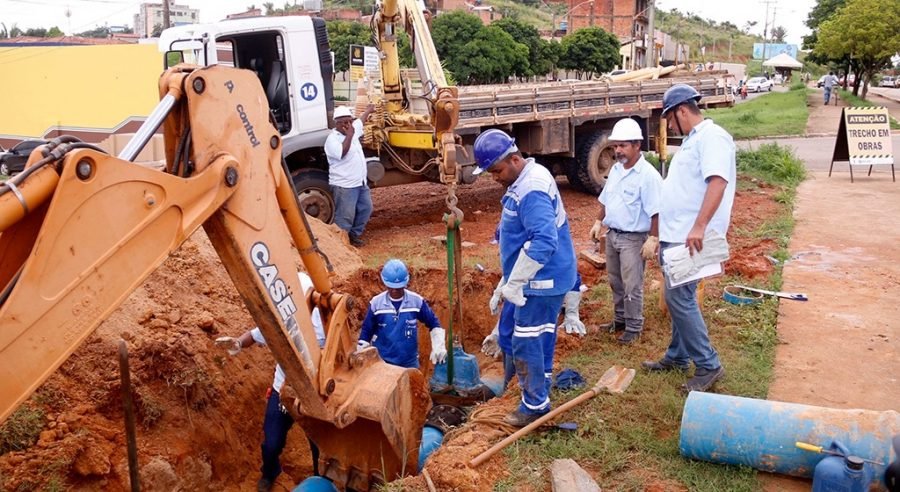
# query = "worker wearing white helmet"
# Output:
<box><xmin>588</xmin><ymin>118</ymin><xmax>662</xmax><ymax>345</ymax></box>
<box><xmin>325</xmin><ymin>104</ymin><xmax>375</xmax><ymax>247</ymax></box>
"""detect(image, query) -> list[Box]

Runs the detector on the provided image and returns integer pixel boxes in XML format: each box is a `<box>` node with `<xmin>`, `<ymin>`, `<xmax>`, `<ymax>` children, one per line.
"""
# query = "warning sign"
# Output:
<box><xmin>349</xmin><ymin>44</ymin><xmax>365</xmax><ymax>81</ymax></box>
<box><xmin>829</xmin><ymin>106</ymin><xmax>895</xmax><ymax>182</ymax></box>
<box><xmin>349</xmin><ymin>45</ymin><xmax>381</xmax><ymax>82</ymax></box>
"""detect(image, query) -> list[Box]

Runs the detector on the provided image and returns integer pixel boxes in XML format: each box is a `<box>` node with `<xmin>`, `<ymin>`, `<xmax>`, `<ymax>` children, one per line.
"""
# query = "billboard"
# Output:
<box><xmin>753</xmin><ymin>43</ymin><xmax>799</xmax><ymax>60</ymax></box>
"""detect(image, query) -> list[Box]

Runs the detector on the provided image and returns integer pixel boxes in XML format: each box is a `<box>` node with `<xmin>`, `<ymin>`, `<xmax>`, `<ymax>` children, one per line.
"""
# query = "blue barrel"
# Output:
<box><xmin>293</xmin><ymin>476</ymin><xmax>338</xmax><ymax>492</ymax></box>
<box><xmin>418</xmin><ymin>425</ymin><xmax>445</xmax><ymax>472</ymax></box>
<box><xmin>679</xmin><ymin>392</ymin><xmax>900</xmax><ymax>478</ymax></box>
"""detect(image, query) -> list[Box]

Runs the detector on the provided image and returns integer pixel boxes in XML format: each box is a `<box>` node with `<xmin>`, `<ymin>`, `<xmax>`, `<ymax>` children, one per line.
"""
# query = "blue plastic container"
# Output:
<box><xmin>418</xmin><ymin>425</ymin><xmax>445</xmax><ymax>472</ymax></box>
<box><xmin>293</xmin><ymin>476</ymin><xmax>338</xmax><ymax>492</ymax></box>
<box><xmin>812</xmin><ymin>441</ymin><xmax>875</xmax><ymax>492</ymax></box>
<box><xmin>430</xmin><ymin>346</ymin><xmax>483</xmax><ymax>392</ymax></box>
<box><xmin>679</xmin><ymin>392</ymin><xmax>900</xmax><ymax>478</ymax></box>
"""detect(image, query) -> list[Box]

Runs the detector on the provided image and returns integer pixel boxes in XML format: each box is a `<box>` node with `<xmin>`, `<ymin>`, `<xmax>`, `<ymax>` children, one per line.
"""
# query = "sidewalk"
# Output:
<box><xmin>762</xmin><ymin>169</ymin><xmax>900</xmax><ymax>491</ymax></box>
<box><xmin>806</xmin><ymin>88</ymin><xmax>846</xmax><ymax>136</ymax></box>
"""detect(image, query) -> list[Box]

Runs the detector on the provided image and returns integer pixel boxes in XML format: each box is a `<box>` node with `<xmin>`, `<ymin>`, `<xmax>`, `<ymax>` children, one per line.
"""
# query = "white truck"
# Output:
<box><xmin>159</xmin><ymin>15</ymin><xmax>733</xmax><ymax>223</ymax></box>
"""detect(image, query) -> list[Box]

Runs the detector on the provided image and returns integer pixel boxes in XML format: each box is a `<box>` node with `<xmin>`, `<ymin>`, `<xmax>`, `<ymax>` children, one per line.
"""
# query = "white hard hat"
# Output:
<box><xmin>608</xmin><ymin>118</ymin><xmax>643</xmax><ymax>142</ymax></box>
<box><xmin>333</xmin><ymin>106</ymin><xmax>354</xmax><ymax>120</ymax></box>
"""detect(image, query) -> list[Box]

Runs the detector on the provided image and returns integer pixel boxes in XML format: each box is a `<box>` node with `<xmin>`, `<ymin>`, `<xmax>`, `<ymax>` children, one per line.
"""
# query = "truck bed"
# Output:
<box><xmin>455</xmin><ymin>76</ymin><xmax>733</xmax><ymax>129</ymax></box>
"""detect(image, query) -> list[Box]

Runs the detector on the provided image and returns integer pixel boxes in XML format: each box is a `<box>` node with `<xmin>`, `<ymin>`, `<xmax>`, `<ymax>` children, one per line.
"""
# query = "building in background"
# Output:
<box><xmin>134</xmin><ymin>2</ymin><xmax>200</xmax><ymax>38</ymax></box>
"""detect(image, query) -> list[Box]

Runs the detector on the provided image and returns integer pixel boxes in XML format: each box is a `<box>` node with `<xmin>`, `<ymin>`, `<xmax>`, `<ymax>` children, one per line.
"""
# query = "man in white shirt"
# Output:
<box><xmin>324</xmin><ymin>105</ymin><xmax>375</xmax><ymax>247</ymax></box>
<box><xmin>214</xmin><ymin>272</ymin><xmax>325</xmax><ymax>492</ymax></box>
<box><xmin>642</xmin><ymin>84</ymin><xmax>735</xmax><ymax>393</ymax></box>
<box><xmin>588</xmin><ymin>118</ymin><xmax>663</xmax><ymax>345</ymax></box>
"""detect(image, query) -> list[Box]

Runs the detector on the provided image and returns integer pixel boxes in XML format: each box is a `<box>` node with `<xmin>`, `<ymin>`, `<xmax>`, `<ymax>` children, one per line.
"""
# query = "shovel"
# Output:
<box><xmin>469</xmin><ymin>365</ymin><xmax>636</xmax><ymax>468</ymax></box>
<box><xmin>734</xmin><ymin>285</ymin><xmax>808</xmax><ymax>301</ymax></box>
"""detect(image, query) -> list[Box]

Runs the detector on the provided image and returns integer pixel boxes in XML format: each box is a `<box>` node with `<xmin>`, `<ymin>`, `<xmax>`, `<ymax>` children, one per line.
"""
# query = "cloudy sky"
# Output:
<box><xmin>1</xmin><ymin>0</ymin><xmax>815</xmax><ymax>45</ymax></box>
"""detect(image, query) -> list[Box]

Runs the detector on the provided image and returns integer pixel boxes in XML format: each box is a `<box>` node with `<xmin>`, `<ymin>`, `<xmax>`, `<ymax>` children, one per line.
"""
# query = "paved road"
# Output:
<box><xmin>740</xmin><ymin>135</ymin><xmax>900</xmax><ymax>172</ymax></box>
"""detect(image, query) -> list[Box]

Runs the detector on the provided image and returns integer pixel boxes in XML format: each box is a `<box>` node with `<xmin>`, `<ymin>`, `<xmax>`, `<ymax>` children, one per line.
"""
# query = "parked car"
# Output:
<box><xmin>879</xmin><ymin>76</ymin><xmax>898</xmax><ymax>88</ymax></box>
<box><xmin>0</xmin><ymin>139</ymin><xmax>47</xmax><ymax>176</ymax></box>
<box><xmin>745</xmin><ymin>76</ymin><xmax>774</xmax><ymax>92</ymax></box>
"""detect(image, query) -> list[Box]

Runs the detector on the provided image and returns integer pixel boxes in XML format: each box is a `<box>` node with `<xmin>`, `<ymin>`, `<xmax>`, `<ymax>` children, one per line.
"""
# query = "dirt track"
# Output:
<box><xmin>0</xmin><ymin>174</ymin><xmax>780</xmax><ymax>490</ymax></box>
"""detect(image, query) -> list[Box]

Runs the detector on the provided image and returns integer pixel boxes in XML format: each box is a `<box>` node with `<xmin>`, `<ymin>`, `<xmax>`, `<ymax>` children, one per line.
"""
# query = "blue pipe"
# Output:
<box><xmin>419</xmin><ymin>425</ymin><xmax>445</xmax><ymax>472</ymax></box>
<box><xmin>679</xmin><ymin>392</ymin><xmax>900</xmax><ymax>478</ymax></box>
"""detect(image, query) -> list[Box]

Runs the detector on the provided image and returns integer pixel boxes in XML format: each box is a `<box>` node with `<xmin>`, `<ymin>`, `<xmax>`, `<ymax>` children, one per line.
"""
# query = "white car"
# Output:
<box><xmin>745</xmin><ymin>77</ymin><xmax>774</xmax><ymax>92</ymax></box>
<box><xmin>880</xmin><ymin>76</ymin><xmax>897</xmax><ymax>88</ymax></box>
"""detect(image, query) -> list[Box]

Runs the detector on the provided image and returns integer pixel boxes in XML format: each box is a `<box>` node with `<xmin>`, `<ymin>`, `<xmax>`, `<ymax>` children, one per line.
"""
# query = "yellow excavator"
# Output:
<box><xmin>0</xmin><ymin>0</ymin><xmax>460</xmax><ymax>484</ymax></box>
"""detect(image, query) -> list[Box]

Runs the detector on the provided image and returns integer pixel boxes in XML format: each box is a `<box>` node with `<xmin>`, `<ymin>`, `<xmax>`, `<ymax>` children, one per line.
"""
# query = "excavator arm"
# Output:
<box><xmin>0</xmin><ymin>65</ymin><xmax>430</xmax><ymax>490</ymax></box>
<box><xmin>373</xmin><ymin>0</ymin><xmax>460</xmax><ymax>191</ymax></box>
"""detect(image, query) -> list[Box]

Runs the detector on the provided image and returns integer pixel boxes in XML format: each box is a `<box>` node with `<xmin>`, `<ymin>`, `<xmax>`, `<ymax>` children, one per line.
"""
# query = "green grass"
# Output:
<box><xmin>0</xmin><ymin>405</ymin><xmax>44</xmax><ymax>454</ymax></box>
<box><xmin>705</xmin><ymin>86</ymin><xmax>812</xmax><ymax>139</ymax></box>
<box><xmin>497</xmin><ymin>145</ymin><xmax>804</xmax><ymax>491</ymax></box>
<box><xmin>836</xmin><ymin>89</ymin><xmax>900</xmax><ymax>129</ymax></box>
<box><xmin>737</xmin><ymin>142</ymin><xmax>807</xmax><ymax>186</ymax></box>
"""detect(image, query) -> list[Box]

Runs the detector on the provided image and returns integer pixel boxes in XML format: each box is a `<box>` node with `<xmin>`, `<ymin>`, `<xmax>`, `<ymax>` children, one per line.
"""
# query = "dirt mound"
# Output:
<box><xmin>0</xmin><ymin>224</ymin><xmax>364</xmax><ymax>491</ymax></box>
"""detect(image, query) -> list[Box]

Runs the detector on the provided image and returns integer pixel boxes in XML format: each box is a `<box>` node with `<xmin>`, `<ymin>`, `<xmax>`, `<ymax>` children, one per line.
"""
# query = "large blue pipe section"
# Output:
<box><xmin>679</xmin><ymin>392</ymin><xmax>900</xmax><ymax>478</ymax></box>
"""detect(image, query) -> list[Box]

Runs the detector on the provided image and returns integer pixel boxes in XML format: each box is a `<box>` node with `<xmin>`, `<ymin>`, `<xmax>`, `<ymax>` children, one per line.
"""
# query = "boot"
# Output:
<box><xmin>503</xmin><ymin>409</ymin><xmax>544</xmax><ymax>428</ymax></box>
<box><xmin>641</xmin><ymin>358</ymin><xmax>689</xmax><ymax>373</ymax></box>
<box><xmin>682</xmin><ymin>366</ymin><xmax>725</xmax><ymax>393</ymax></box>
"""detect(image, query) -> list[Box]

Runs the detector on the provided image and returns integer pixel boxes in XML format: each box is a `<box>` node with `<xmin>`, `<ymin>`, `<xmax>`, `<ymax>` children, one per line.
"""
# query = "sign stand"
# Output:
<box><xmin>829</xmin><ymin>106</ymin><xmax>895</xmax><ymax>183</ymax></box>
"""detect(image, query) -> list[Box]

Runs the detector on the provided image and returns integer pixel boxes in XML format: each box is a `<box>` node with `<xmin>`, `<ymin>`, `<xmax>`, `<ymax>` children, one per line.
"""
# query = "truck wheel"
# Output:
<box><xmin>568</xmin><ymin>130</ymin><xmax>615</xmax><ymax>195</ymax></box>
<box><xmin>292</xmin><ymin>169</ymin><xmax>335</xmax><ymax>224</ymax></box>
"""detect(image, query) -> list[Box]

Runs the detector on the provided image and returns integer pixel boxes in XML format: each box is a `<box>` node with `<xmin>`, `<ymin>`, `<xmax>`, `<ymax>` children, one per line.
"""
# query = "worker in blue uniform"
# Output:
<box><xmin>474</xmin><ymin>129</ymin><xmax>577</xmax><ymax>427</ymax></box>
<box><xmin>357</xmin><ymin>259</ymin><xmax>447</xmax><ymax>368</ymax></box>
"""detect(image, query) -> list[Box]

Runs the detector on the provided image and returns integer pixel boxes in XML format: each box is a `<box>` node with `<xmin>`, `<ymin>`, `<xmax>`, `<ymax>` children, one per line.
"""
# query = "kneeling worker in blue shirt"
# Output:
<box><xmin>357</xmin><ymin>259</ymin><xmax>448</xmax><ymax>368</ymax></box>
<box><xmin>474</xmin><ymin>129</ymin><xmax>577</xmax><ymax>427</ymax></box>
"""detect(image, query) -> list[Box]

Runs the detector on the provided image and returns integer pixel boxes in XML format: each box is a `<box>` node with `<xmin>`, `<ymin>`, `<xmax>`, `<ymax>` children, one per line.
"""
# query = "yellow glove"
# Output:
<box><xmin>589</xmin><ymin>219</ymin><xmax>605</xmax><ymax>242</ymax></box>
<box><xmin>641</xmin><ymin>236</ymin><xmax>659</xmax><ymax>261</ymax></box>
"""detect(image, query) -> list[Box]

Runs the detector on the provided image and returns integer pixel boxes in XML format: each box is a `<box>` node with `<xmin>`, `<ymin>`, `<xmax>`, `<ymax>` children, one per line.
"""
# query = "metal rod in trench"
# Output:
<box><xmin>118</xmin><ymin>340</ymin><xmax>141</xmax><ymax>492</ymax></box>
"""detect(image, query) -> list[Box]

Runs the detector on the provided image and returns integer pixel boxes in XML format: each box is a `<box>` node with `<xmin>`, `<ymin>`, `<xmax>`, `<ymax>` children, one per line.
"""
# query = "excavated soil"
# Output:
<box><xmin>0</xmin><ymin>175</ymin><xmax>780</xmax><ymax>490</ymax></box>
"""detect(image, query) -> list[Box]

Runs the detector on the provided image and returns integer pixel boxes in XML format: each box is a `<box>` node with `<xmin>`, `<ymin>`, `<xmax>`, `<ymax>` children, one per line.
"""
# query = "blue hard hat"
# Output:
<box><xmin>381</xmin><ymin>259</ymin><xmax>409</xmax><ymax>288</ymax></box>
<box><xmin>661</xmin><ymin>83</ymin><xmax>702</xmax><ymax>116</ymax></box>
<box><xmin>473</xmin><ymin>129</ymin><xmax>518</xmax><ymax>175</ymax></box>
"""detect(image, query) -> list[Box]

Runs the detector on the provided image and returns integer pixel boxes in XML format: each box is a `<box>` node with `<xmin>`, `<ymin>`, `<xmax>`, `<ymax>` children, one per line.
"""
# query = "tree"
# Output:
<box><xmin>817</xmin><ymin>0</ymin><xmax>900</xmax><ymax>97</ymax></box>
<box><xmin>454</xmin><ymin>26</ymin><xmax>528</xmax><ymax>84</ymax></box>
<box><xmin>771</xmin><ymin>26</ymin><xmax>787</xmax><ymax>43</ymax></box>
<box><xmin>47</xmin><ymin>26</ymin><xmax>63</xmax><ymax>37</ymax></box>
<box><xmin>326</xmin><ymin>20</ymin><xmax>371</xmax><ymax>77</ymax></box>
<box><xmin>431</xmin><ymin>10</ymin><xmax>483</xmax><ymax>66</ymax></box>
<box><xmin>24</xmin><ymin>28</ymin><xmax>48</xmax><ymax>37</ymax></box>
<box><xmin>743</xmin><ymin>20</ymin><xmax>757</xmax><ymax>35</ymax></box>
<box><xmin>534</xmin><ymin>38</ymin><xmax>563</xmax><ymax>78</ymax></box>
<box><xmin>397</xmin><ymin>30</ymin><xmax>415</xmax><ymax>68</ymax></box>
<box><xmin>559</xmin><ymin>27</ymin><xmax>620</xmax><ymax>79</ymax></box>
<box><xmin>151</xmin><ymin>24</ymin><xmax>163</xmax><ymax>37</ymax></box>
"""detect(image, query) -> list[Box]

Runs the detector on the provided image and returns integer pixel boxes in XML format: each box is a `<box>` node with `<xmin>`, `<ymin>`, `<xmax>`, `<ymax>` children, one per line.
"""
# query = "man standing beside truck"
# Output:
<box><xmin>325</xmin><ymin>105</ymin><xmax>375</xmax><ymax>247</ymax></box>
<box><xmin>474</xmin><ymin>129</ymin><xmax>577</xmax><ymax>427</ymax></box>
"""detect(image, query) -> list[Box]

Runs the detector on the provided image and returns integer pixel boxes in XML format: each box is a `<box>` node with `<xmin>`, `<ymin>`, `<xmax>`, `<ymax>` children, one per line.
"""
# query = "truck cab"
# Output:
<box><xmin>159</xmin><ymin>17</ymin><xmax>338</xmax><ymax>222</ymax></box>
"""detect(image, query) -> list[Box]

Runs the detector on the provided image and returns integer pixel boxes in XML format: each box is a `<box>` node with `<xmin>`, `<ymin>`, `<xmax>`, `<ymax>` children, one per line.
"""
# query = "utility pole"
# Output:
<box><xmin>645</xmin><ymin>0</ymin><xmax>655</xmax><ymax>68</ymax></box>
<box><xmin>163</xmin><ymin>0</ymin><xmax>171</xmax><ymax>30</ymax></box>
<box><xmin>760</xmin><ymin>0</ymin><xmax>774</xmax><ymax>62</ymax></box>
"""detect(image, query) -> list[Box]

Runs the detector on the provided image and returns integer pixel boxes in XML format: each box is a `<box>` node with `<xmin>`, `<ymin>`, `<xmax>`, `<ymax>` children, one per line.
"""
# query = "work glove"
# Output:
<box><xmin>489</xmin><ymin>277</ymin><xmax>506</xmax><ymax>315</ymax></box>
<box><xmin>641</xmin><ymin>236</ymin><xmax>659</xmax><ymax>261</ymax></box>
<box><xmin>214</xmin><ymin>336</ymin><xmax>242</xmax><ymax>356</ymax></box>
<box><xmin>429</xmin><ymin>327</ymin><xmax>448</xmax><ymax>365</ymax></box>
<box><xmin>501</xmin><ymin>250</ymin><xmax>545</xmax><ymax>307</ymax></box>
<box><xmin>356</xmin><ymin>339</ymin><xmax>371</xmax><ymax>351</ymax></box>
<box><xmin>665</xmin><ymin>231</ymin><xmax>730</xmax><ymax>285</ymax></box>
<box><xmin>481</xmin><ymin>324</ymin><xmax>501</xmax><ymax>358</ymax></box>
<box><xmin>589</xmin><ymin>219</ymin><xmax>605</xmax><ymax>242</ymax></box>
<box><xmin>561</xmin><ymin>290</ymin><xmax>586</xmax><ymax>336</ymax></box>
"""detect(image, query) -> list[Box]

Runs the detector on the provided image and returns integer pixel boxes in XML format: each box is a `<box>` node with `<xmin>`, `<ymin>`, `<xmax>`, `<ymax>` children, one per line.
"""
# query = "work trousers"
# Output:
<box><xmin>331</xmin><ymin>185</ymin><xmax>372</xmax><ymax>238</ymax></box>
<box><xmin>824</xmin><ymin>86</ymin><xmax>833</xmax><ymax>105</ymax></box>
<box><xmin>511</xmin><ymin>294</ymin><xmax>565</xmax><ymax>415</ymax></box>
<box><xmin>659</xmin><ymin>242</ymin><xmax>721</xmax><ymax>370</ymax></box>
<box><xmin>261</xmin><ymin>389</ymin><xmax>293</xmax><ymax>482</ymax></box>
<box><xmin>606</xmin><ymin>229</ymin><xmax>648</xmax><ymax>333</ymax></box>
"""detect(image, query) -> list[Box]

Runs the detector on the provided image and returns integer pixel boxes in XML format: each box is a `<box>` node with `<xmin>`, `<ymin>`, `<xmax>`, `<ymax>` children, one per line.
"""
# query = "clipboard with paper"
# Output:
<box><xmin>661</xmin><ymin>231</ymin><xmax>730</xmax><ymax>288</ymax></box>
<box><xmin>662</xmin><ymin>245</ymin><xmax>723</xmax><ymax>288</ymax></box>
